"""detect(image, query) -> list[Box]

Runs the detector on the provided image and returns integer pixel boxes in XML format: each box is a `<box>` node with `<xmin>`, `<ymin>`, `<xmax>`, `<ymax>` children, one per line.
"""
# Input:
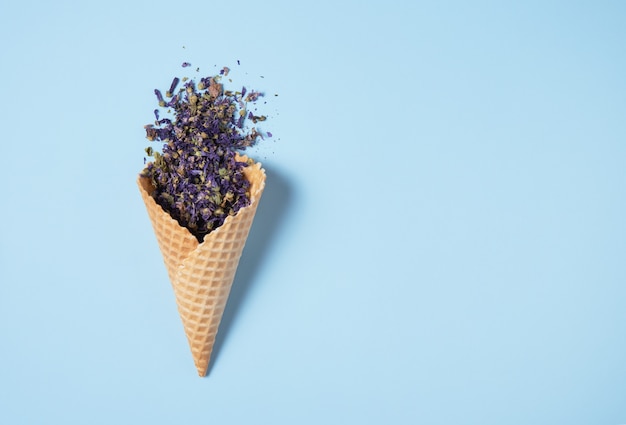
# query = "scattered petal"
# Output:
<box><xmin>166</xmin><ymin>77</ymin><xmax>180</xmax><ymax>97</ymax></box>
<box><xmin>154</xmin><ymin>89</ymin><xmax>165</xmax><ymax>107</ymax></box>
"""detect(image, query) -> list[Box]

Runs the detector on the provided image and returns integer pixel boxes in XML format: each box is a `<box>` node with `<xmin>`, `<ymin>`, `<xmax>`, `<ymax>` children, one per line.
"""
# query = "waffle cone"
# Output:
<box><xmin>137</xmin><ymin>156</ymin><xmax>266</xmax><ymax>376</ymax></box>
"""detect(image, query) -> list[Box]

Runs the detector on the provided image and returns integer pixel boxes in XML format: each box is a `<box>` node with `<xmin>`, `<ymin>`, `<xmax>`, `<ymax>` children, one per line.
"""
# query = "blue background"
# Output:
<box><xmin>1</xmin><ymin>1</ymin><xmax>625</xmax><ymax>424</ymax></box>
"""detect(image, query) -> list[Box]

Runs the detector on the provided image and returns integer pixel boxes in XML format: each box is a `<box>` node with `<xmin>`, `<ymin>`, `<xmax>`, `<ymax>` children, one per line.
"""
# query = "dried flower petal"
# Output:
<box><xmin>166</xmin><ymin>77</ymin><xmax>180</xmax><ymax>97</ymax></box>
<box><xmin>245</xmin><ymin>90</ymin><xmax>261</xmax><ymax>102</ymax></box>
<box><xmin>154</xmin><ymin>89</ymin><xmax>166</xmax><ymax>107</ymax></box>
<box><xmin>142</xmin><ymin>65</ymin><xmax>271</xmax><ymax>241</ymax></box>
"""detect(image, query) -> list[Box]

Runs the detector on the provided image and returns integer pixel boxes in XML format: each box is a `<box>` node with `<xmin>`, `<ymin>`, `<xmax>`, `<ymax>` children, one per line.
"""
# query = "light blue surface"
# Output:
<box><xmin>1</xmin><ymin>1</ymin><xmax>625</xmax><ymax>424</ymax></box>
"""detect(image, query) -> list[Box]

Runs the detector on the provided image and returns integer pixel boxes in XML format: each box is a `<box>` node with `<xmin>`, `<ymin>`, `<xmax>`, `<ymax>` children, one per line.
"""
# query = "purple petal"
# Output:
<box><xmin>154</xmin><ymin>89</ymin><xmax>165</xmax><ymax>106</ymax></box>
<box><xmin>167</xmin><ymin>77</ymin><xmax>180</xmax><ymax>96</ymax></box>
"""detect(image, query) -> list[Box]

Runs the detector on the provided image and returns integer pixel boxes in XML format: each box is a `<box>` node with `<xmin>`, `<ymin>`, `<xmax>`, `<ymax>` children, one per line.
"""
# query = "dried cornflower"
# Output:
<box><xmin>142</xmin><ymin>64</ymin><xmax>270</xmax><ymax>242</ymax></box>
<box><xmin>166</xmin><ymin>77</ymin><xmax>180</xmax><ymax>97</ymax></box>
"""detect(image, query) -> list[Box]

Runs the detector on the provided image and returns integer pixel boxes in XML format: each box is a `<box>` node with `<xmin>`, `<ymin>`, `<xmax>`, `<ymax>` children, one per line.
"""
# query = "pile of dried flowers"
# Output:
<box><xmin>141</xmin><ymin>64</ymin><xmax>269</xmax><ymax>242</ymax></box>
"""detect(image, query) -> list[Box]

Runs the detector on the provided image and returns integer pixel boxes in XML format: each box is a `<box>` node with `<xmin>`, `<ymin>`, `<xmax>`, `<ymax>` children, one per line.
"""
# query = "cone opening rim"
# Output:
<box><xmin>137</xmin><ymin>154</ymin><xmax>266</xmax><ymax>245</ymax></box>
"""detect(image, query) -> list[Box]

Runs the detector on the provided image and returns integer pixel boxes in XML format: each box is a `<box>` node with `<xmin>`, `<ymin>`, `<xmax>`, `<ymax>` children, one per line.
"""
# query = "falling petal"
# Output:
<box><xmin>154</xmin><ymin>89</ymin><xmax>165</xmax><ymax>106</ymax></box>
<box><xmin>167</xmin><ymin>77</ymin><xmax>180</xmax><ymax>97</ymax></box>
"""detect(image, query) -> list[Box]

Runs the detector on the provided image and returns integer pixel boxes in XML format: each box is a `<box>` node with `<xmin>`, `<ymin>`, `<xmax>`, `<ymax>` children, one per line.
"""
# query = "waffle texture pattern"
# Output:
<box><xmin>138</xmin><ymin>157</ymin><xmax>266</xmax><ymax>376</ymax></box>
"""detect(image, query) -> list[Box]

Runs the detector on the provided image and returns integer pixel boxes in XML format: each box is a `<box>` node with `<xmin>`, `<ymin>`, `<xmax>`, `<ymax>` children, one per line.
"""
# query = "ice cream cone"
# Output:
<box><xmin>137</xmin><ymin>156</ymin><xmax>266</xmax><ymax>376</ymax></box>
